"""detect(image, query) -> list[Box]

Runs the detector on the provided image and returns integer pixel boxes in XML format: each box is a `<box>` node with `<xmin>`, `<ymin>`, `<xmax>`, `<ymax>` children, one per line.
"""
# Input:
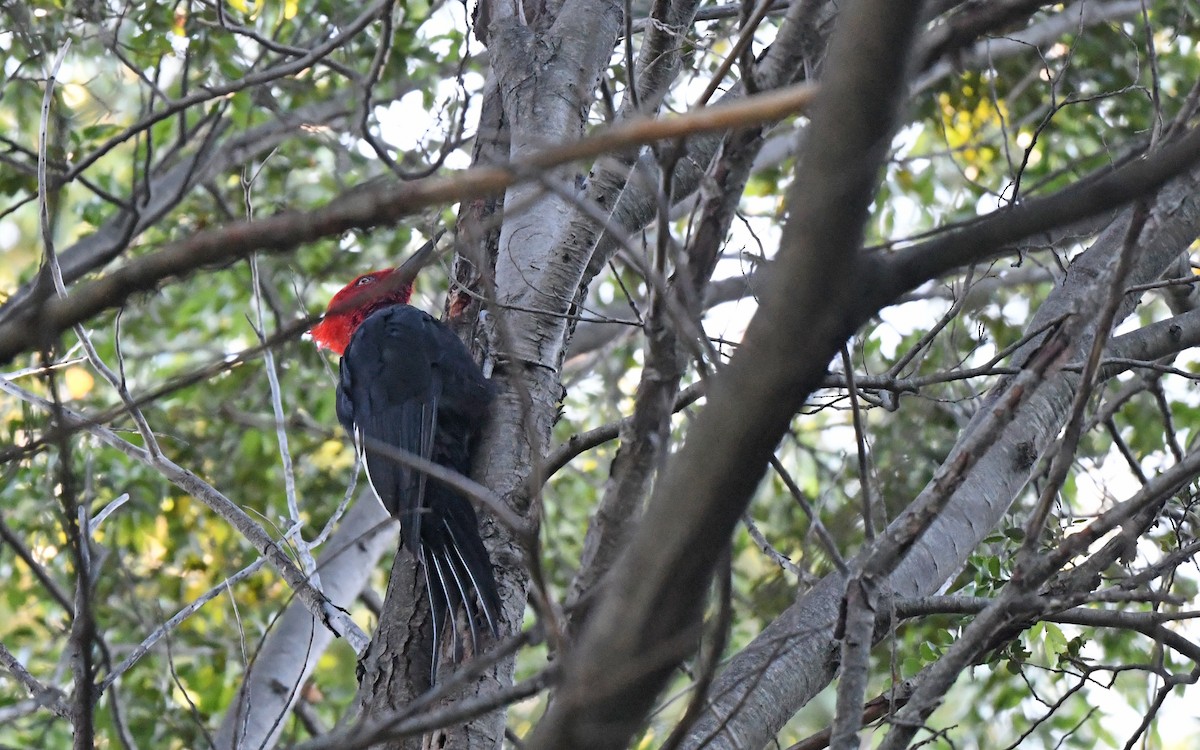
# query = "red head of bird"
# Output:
<box><xmin>310</xmin><ymin>268</ymin><xmax>413</xmax><ymax>355</ymax></box>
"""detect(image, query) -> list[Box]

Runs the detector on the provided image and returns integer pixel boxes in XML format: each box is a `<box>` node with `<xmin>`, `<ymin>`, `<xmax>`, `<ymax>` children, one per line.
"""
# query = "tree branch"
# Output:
<box><xmin>526</xmin><ymin>1</ymin><xmax>928</xmax><ymax>747</ymax></box>
<box><xmin>0</xmin><ymin>83</ymin><xmax>818</xmax><ymax>367</ymax></box>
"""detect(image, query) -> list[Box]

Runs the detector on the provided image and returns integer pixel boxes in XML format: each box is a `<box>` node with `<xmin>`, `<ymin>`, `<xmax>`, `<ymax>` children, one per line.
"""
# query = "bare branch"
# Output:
<box><xmin>0</xmin><ymin>83</ymin><xmax>819</xmax><ymax>367</ymax></box>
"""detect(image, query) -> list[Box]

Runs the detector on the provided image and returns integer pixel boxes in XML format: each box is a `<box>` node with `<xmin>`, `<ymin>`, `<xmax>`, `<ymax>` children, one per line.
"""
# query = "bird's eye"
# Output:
<box><xmin>356</xmin><ymin>275</ymin><xmax>376</xmax><ymax>286</ymax></box>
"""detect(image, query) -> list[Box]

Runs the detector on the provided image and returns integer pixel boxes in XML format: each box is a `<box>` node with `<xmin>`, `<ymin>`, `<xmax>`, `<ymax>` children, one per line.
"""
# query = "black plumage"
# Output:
<box><xmin>335</xmin><ymin>303</ymin><xmax>500</xmax><ymax>671</ymax></box>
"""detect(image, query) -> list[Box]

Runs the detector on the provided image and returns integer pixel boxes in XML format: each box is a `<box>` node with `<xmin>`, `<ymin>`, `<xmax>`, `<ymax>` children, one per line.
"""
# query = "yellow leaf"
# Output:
<box><xmin>228</xmin><ymin>0</ymin><xmax>248</xmax><ymax>12</ymax></box>
<box><xmin>284</xmin><ymin>0</ymin><xmax>298</xmax><ymax>20</ymax></box>
<box><xmin>183</xmin><ymin>573</ymin><xmax>209</xmax><ymax>602</ymax></box>
<box><xmin>311</xmin><ymin>439</ymin><xmax>354</xmax><ymax>472</ymax></box>
<box><xmin>64</xmin><ymin>366</ymin><xmax>94</xmax><ymax>400</ymax></box>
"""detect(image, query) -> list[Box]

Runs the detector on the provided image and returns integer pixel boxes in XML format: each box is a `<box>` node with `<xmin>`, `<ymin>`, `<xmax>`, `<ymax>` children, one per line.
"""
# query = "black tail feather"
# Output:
<box><xmin>443</xmin><ymin>518</ymin><xmax>501</xmax><ymax>636</ymax></box>
<box><xmin>417</xmin><ymin>502</ymin><xmax>501</xmax><ymax>681</ymax></box>
<box><xmin>419</xmin><ymin>547</ymin><xmax>446</xmax><ymax>685</ymax></box>
<box><xmin>440</xmin><ymin>527</ymin><xmax>481</xmax><ymax>656</ymax></box>
<box><xmin>428</xmin><ymin>549</ymin><xmax>464</xmax><ymax>663</ymax></box>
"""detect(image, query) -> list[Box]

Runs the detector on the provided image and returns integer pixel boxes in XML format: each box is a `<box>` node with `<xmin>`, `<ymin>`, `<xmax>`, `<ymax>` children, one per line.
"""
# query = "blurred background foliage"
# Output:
<box><xmin>1</xmin><ymin>0</ymin><xmax>1199</xmax><ymax>748</ymax></box>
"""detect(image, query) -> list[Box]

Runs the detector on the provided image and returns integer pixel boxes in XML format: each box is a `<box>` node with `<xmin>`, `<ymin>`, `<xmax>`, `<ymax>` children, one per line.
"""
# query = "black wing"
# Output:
<box><xmin>338</xmin><ymin>305</ymin><xmax>440</xmax><ymax>553</ymax></box>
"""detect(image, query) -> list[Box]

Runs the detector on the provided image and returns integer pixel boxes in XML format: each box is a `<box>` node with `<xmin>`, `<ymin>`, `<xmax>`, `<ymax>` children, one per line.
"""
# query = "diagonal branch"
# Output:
<box><xmin>526</xmin><ymin>1</ymin><xmax>929</xmax><ymax>747</ymax></box>
<box><xmin>0</xmin><ymin>83</ymin><xmax>819</xmax><ymax>367</ymax></box>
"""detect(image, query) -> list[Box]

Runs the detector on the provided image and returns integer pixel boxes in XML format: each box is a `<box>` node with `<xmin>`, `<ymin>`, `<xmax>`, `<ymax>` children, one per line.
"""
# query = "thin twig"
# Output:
<box><xmin>98</xmin><ymin>559</ymin><xmax>268</xmax><ymax>693</ymax></box>
<box><xmin>842</xmin><ymin>344</ymin><xmax>876</xmax><ymax>540</ymax></box>
<box><xmin>768</xmin><ymin>455</ymin><xmax>848</xmax><ymax>574</ymax></box>
<box><xmin>0</xmin><ymin>641</ymin><xmax>70</xmax><ymax>718</ymax></box>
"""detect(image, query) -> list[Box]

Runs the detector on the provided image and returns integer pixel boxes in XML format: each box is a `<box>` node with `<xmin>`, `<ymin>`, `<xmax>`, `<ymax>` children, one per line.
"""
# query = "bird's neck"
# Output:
<box><xmin>315</xmin><ymin>298</ymin><xmax>409</xmax><ymax>355</ymax></box>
